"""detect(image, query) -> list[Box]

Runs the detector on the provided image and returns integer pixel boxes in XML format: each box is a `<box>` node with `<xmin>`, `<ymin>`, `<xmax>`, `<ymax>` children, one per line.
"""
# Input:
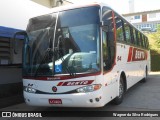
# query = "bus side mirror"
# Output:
<box><xmin>13</xmin><ymin>31</ymin><xmax>27</xmax><ymax>54</ymax></box>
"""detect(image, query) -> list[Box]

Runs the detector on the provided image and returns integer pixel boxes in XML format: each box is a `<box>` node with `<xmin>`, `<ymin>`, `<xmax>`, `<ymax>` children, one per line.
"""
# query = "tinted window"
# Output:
<box><xmin>138</xmin><ymin>32</ymin><xmax>142</xmax><ymax>47</ymax></box>
<box><xmin>143</xmin><ymin>35</ymin><xmax>146</xmax><ymax>48</ymax></box>
<box><xmin>102</xmin><ymin>7</ymin><xmax>115</xmax><ymax>71</ymax></box>
<box><xmin>124</xmin><ymin>22</ymin><xmax>131</xmax><ymax>43</ymax></box>
<box><xmin>115</xmin><ymin>17</ymin><xmax>125</xmax><ymax>42</ymax></box>
<box><xmin>135</xmin><ymin>30</ymin><xmax>139</xmax><ymax>46</ymax></box>
<box><xmin>130</xmin><ymin>27</ymin><xmax>135</xmax><ymax>44</ymax></box>
<box><xmin>27</xmin><ymin>14</ymin><xmax>57</xmax><ymax>32</ymax></box>
<box><xmin>60</xmin><ymin>7</ymin><xmax>100</xmax><ymax>27</ymax></box>
<box><xmin>144</xmin><ymin>37</ymin><xmax>147</xmax><ymax>48</ymax></box>
<box><xmin>132</xmin><ymin>29</ymin><xmax>137</xmax><ymax>45</ymax></box>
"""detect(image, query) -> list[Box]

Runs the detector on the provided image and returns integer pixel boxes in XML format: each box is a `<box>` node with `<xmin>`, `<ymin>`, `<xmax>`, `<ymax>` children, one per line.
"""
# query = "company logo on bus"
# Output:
<box><xmin>57</xmin><ymin>80</ymin><xmax>94</xmax><ymax>86</ymax></box>
<box><xmin>52</xmin><ymin>86</ymin><xmax>57</xmax><ymax>92</ymax></box>
<box><xmin>127</xmin><ymin>47</ymin><xmax>147</xmax><ymax>62</ymax></box>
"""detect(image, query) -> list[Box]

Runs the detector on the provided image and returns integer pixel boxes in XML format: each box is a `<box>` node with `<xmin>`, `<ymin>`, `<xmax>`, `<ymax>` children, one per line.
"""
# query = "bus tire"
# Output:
<box><xmin>113</xmin><ymin>76</ymin><xmax>124</xmax><ymax>105</ymax></box>
<box><xmin>141</xmin><ymin>67</ymin><xmax>148</xmax><ymax>83</ymax></box>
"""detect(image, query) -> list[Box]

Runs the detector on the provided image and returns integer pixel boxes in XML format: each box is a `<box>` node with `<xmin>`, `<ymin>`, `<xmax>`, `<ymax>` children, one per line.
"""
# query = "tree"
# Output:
<box><xmin>150</xmin><ymin>25</ymin><xmax>160</xmax><ymax>48</ymax></box>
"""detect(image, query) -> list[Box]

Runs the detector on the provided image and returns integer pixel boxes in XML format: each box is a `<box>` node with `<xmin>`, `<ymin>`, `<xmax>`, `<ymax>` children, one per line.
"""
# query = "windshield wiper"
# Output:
<box><xmin>54</xmin><ymin>49</ymin><xmax>76</xmax><ymax>77</ymax></box>
<box><xmin>54</xmin><ymin>34</ymin><xmax>77</xmax><ymax>77</ymax></box>
<box><xmin>34</xmin><ymin>47</ymin><xmax>76</xmax><ymax>77</ymax></box>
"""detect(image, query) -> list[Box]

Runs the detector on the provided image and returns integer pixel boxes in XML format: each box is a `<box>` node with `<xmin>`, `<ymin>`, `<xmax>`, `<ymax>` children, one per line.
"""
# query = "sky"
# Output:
<box><xmin>70</xmin><ymin>0</ymin><xmax>160</xmax><ymax>14</ymax></box>
<box><xmin>0</xmin><ymin>0</ymin><xmax>51</xmax><ymax>29</ymax></box>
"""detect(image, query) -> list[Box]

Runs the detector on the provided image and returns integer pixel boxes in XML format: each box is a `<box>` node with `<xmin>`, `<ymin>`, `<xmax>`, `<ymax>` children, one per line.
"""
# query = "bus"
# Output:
<box><xmin>15</xmin><ymin>3</ymin><xmax>150</xmax><ymax>107</ymax></box>
<box><xmin>0</xmin><ymin>26</ymin><xmax>23</xmax><ymax>100</ymax></box>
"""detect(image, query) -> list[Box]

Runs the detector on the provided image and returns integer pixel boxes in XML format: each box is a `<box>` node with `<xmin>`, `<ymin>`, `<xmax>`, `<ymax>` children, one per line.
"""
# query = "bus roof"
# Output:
<box><xmin>29</xmin><ymin>2</ymin><xmax>109</xmax><ymax>19</ymax></box>
<box><xmin>50</xmin><ymin>2</ymin><xmax>103</xmax><ymax>12</ymax></box>
<box><xmin>28</xmin><ymin>2</ymin><xmax>147</xmax><ymax>38</ymax></box>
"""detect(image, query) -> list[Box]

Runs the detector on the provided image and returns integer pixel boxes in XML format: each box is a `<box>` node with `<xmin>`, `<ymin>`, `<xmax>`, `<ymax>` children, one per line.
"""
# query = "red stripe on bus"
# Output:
<box><xmin>57</xmin><ymin>82</ymin><xmax>64</xmax><ymax>86</ymax></box>
<box><xmin>127</xmin><ymin>47</ymin><xmax>133</xmax><ymax>62</ymax></box>
<box><xmin>132</xmin><ymin>48</ymin><xmax>147</xmax><ymax>61</ymax></box>
<box><xmin>57</xmin><ymin>80</ymin><xmax>94</xmax><ymax>86</ymax></box>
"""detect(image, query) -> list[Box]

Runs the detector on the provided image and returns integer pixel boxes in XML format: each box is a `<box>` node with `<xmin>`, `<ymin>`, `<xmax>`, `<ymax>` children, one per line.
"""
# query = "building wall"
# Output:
<box><xmin>124</xmin><ymin>11</ymin><xmax>160</xmax><ymax>30</ymax></box>
<box><xmin>147</xmin><ymin>13</ymin><xmax>160</xmax><ymax>22</ymax></box>
<box><xmin>31</xmin><ymin>0</ymin><xmax>51</xmax><ymax>8</ymax></box>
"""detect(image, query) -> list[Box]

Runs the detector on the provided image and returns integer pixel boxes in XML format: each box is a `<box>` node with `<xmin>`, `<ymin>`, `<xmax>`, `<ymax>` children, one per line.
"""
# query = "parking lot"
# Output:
<box><xmin>0</xmin><ymin>72</ymin><xmax>160</xmax><ymax>119</ymax></box>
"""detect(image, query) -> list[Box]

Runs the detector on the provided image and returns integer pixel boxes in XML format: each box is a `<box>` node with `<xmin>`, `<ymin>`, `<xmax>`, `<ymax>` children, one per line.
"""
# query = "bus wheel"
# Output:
<box><xmin>141</xmin><ymin>67</ymin><xmax>148</xmax><ymax>83</ymax></box>
<box><xmin>113</xmin><ymin>76</ymin><xmax>124</xmax><ymax>105</ymax></box>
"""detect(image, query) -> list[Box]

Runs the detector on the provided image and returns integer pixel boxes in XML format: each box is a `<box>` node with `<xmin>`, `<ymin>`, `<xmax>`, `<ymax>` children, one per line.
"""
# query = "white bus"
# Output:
<box><xmin>16</xmin><ymin>3</ymin><xmax>150</xmax><ymax>107</ymax></box>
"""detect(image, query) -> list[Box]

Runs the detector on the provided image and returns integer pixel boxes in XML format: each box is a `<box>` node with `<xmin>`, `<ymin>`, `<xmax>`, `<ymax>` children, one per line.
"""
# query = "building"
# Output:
<box><xmin>129</xmin><ymin>0</ymin><xmax>135</xmax><ymax>13</ymax></box>
<box><xmin>31</xmin><ymin>0</ymin><xmax>72</xmax><ymax>8</ymax></box>
<box><xmin>123</xmin><ymin>10</ymin><xmax>160</xmax><ymax>32</ymax></box>
<box><xmin>123</xmin><ymin>0</ymin><xmax>160</xmax><ymax>32</ymax></box>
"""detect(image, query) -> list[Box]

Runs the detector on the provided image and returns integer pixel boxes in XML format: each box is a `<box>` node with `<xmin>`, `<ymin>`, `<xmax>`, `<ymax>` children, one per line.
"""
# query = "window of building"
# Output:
<box><xmin>134</xmin><ymin>15</ymin><xmax>140</xmax><ymax>19</ymax></box>
<box><xmin>149</xmin><ymin>13</ymin><xmax>156</xmax><ymax>18</ymax></box>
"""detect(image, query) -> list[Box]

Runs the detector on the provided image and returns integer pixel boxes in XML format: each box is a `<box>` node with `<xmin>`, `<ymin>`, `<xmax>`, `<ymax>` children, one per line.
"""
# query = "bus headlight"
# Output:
<box><xmin>24</xmin><ymin>86</ymin><xmax>37</xmax><ymax>93</ymax></box>
<box><xmin>76</xmin><ymin>84</ymin><xmax>101</xmax><ymax>93</ymax></box>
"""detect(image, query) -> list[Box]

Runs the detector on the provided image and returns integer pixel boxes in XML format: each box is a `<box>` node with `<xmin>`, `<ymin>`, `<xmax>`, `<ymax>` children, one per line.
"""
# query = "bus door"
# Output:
<box><xmin>102</xmin><ymin>8</ymin><xmax>116</xmax><ymax>84</ymax></box>
<box><xmin>102</xmin><ymin>9</ymin><xmax>115</xmax><ymax>71</ymax></box>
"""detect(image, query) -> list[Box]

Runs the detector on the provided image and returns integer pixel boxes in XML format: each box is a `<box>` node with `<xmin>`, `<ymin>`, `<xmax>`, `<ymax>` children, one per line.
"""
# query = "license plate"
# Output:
<box><xmin>49</xmin><ymin>99</ymin><xmax>62</xmax><ymax>104</ymax></box>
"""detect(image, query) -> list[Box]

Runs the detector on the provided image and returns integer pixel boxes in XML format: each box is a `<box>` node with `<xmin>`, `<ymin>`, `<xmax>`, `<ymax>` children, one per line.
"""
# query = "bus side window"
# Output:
<box><xmin>115</xmin><ymin>17</ymin><xmax>125</xmax><ymax>42</ymax></box>
<box><xmin>147</xmin><ymin>38</ymin><xmax>149</xmax><ymax>49</ymax></box>
<box><xmin>142</xmin><ymin>35</ymin><xmax>146</xmax><ymax>48</ymax></box>
<box><xmin>124</xmin><ymin>22</ymin><xmax>131</xmax><ymax>43</ymax></box>
<box><xmin>130</xmin><ymin>27</ymin><xmax>135</xmax><ymax>44</ymax></box>
<box><xmin>140</xmin><ymin>34</ymin><xmax>143</xmax><ymax>47</ymax></box>
<box><xmin>102</xmin><ymin>31</ymin><xmax>110</xmax><ymax>70</ymax></box>
<box><xmin>138</xmin><ymin>32</ymin><xmax>142</xmax><ymax>47</ymax></box>
<box><xmin>135</xmin><ymin>30</ymin><xmax>139</xmax><ymax>46</ymax></box>
<box><xmin>145</xmin><ymin>37</ymin><xmax>149</xmax><ymax>49</ymax></box>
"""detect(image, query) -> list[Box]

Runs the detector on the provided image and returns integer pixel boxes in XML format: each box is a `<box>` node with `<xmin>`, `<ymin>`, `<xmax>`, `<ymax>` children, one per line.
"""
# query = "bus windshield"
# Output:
<box><xmin>23</xmin><ymin>6</ymin><xmax>101</xmax><ymax>77</ymax></box>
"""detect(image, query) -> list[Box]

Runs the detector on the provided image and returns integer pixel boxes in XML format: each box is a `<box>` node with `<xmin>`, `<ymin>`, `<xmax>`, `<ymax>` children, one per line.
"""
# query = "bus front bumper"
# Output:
<box><xmin>23</xmin><ymin>90</ymin><xmax>105</xmax><ymax>107</ymax></box>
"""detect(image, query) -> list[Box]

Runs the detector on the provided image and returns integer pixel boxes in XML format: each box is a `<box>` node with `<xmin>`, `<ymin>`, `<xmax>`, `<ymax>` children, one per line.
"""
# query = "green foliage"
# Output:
<box><xmin>147</xmin><ymin>28</ymin><xmax>160</xmax><ymax>71</ymax></box>
<box><xmin>151</xmin><ymin>53</ymin><xmax>160</xmax><ymax>71</ymax></box>
<box><xmin>149</xmin><ymin>25</ymin><xmax>160</xmax><ymax>48</ymax></box>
